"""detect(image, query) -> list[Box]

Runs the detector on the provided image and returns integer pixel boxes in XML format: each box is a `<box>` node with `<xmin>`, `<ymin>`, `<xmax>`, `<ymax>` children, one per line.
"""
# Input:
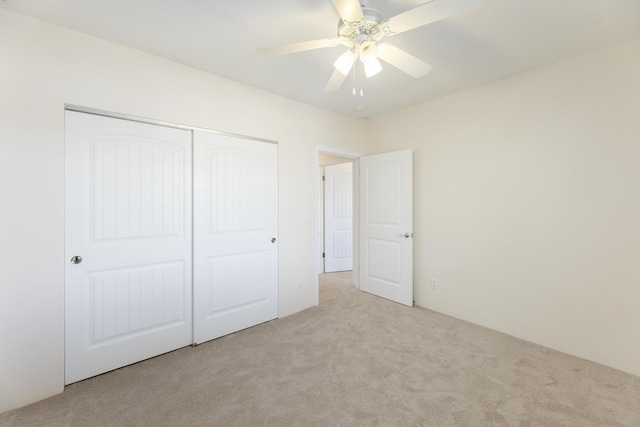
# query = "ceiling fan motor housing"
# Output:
<box><xmin>337</xmin><ymin>6</ymin><xmax>385</xmax><ymax>45</ymax></box>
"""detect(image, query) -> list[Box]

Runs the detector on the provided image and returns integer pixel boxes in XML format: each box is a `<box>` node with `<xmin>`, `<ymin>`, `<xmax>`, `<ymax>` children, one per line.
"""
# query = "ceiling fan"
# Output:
<box><xmin>257</xmin><ymin>0</ymin><xmax>482</xmax><ymax>92</ymax></box>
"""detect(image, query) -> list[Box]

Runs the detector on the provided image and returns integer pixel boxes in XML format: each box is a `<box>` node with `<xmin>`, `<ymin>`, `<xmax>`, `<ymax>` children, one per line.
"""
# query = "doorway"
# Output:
<box><xmin>317</xmin><ymin>150</ymin><xmax>358</xmax><ymax>279</ymax></box>
<box><xmin>316</xmin><ymin>148</ymin><xmax>414</xmax><ymax>307</ymax></box>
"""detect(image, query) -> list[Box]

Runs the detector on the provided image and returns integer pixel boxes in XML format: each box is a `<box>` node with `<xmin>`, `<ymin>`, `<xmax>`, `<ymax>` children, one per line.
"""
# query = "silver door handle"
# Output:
<box><xmin>271</xmin><ymin>237</ymin><xmax>276</xmax><ymax>243</ymax></box>
<box><xmin>399</xmin><ymin>233</ymin><xmax>411</xmax><ymax>239</ymax></box>
<box><xmin>70</xmin><ymin>255</ymin><xmax>83</xmax><ymax>264</ymax></box>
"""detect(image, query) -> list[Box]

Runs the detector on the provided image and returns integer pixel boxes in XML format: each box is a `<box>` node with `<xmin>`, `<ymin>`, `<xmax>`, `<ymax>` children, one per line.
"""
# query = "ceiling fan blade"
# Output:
<box><xmin>376</xmin><ymin>43</ymin><xmax>432</xmax><ymax>78</ymax></box>
<box><xmin>324</xmin><ymin>69</ymin><xmax>348</xmax><ymax>92</ymax></box>
<box><xmin>332</xmin><ymin>0</ymin><xmax>364</xmax><ymax>26</ymax></box>
<box><xmin>257</xmin><ymin>38</ymin><xmax>345</xmax><ymax>56</ymax></box>
<box><xmin>382</xmin><ymin>0</ymin><xmax>482</xmax><ymax>36</ymax></box>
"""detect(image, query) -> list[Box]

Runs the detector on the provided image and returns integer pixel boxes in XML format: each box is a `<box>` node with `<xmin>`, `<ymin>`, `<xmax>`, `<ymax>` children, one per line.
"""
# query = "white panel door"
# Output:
<box><xmin>324</xmin><ymin>162</ymin><xmax>353</xmax><ymax>272</ymax></box>
<box><xmin>65</xmin><ymin>111</ymin><xmax>193</xmax><ymax>384</ymax></box>
<box><xmin>360</xmin><ymin>150</ymin><xmax>413</xmax><ymax>306</ymax></box>
<box><xmin>193</xmin><ymin>131</ymin><xmax>278</xmax><ymax>344</ymax></box>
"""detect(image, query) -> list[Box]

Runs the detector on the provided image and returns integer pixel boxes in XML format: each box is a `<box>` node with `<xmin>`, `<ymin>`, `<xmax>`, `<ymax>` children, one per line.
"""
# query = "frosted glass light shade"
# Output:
<box><xmin>363</xmin><ymin>57</ymin><xmax>382</xmax><ymax>78</ymax></box>
<box><xmin>334</xmin><ymin>50</ymin><xmax>356</xmax><ymax>75</ymax></box>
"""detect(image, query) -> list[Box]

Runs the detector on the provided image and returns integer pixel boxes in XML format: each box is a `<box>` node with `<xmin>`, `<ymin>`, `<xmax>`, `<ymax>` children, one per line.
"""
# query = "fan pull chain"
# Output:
<box><xmin>352</xmin><ymin>62</ymin><xmax>364</xmax><ymax>97</ymax></box>
<box><xmin>360</xmin><ymin>62</ymin><xmax>365</xmax><ymax>96</ymax></box>
<box><xmin>352</xmin><ymin>63</ymin><xmax>357</xmax><ymax>96</ymax></box>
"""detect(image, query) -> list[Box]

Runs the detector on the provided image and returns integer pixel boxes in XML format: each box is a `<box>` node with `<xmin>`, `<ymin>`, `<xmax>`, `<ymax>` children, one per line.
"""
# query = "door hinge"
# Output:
<box><xmin>322</xmin><ymin>176</ymin><xmax>325</xmax><ymax>181</ymax></box>
<box><xmin>322</xmin><ymin>252</ymin><xmax>325</xmax><ymax>258</ymax></box>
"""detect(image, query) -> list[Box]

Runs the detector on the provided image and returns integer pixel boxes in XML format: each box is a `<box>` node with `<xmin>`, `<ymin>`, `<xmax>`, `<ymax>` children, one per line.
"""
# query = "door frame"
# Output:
<box><xmin>315</xmin><ymin>146</ymin><xmax>362</xmax><ymax>301</ymax></box>
<box><xmin>65</xmin><ymin>104</ymin><xmax>276</xmax><ymax>145</ymax></box>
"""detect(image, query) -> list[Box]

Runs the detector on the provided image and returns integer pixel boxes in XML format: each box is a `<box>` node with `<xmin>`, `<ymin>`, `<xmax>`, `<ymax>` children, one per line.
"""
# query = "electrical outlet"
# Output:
<box><xmin>298</xmin><ymin>280</ymin><xmax>303</xmax><ymax>291</ymax></box>
<box><xmin>431</xmin><ymin>278</ymin><xmax>438</xmax><ymax>290</ymax></box>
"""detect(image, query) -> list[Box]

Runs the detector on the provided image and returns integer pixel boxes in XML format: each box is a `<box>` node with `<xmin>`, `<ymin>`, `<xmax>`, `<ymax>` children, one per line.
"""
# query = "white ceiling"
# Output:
<box><xmin>3</xmin><ymin>0</ymin><xmax>640</xmax><ymax>118</ymax></box>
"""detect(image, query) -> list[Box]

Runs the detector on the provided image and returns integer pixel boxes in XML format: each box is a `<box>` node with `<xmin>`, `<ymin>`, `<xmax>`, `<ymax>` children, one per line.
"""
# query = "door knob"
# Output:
<box><xmin>271</xmin><ymin>237</ymin><xmax>276</xmax><ymax>243</ymax></box>
<box><xmin>70</xmin><ymin>256</ymin><xmax>83</xmax><ymax>264</ymax></box>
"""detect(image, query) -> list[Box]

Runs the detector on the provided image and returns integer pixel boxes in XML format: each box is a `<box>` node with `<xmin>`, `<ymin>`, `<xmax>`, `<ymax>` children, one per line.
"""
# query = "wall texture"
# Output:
<box><xmin>0</xmin><ymin>9</ymin><xmax>364</xmax><ymax>413</ymax></box>
<box><xmin>366</xmin><ymin>37</ymin><xmax>640</xmax><ymax>377</ymax></box>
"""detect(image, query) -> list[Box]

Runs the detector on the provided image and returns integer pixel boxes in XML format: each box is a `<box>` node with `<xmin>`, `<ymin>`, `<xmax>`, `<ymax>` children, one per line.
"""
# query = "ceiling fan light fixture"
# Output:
<box><xmin>363</xmin><ymin>57</ymin><xmax>382</xmax><ymax>78</ymax></box>
<box><xmin>334</xmin><ymin>49</ymin><xmax>356</xmax><ymax>75</ymax></box>
<box><xmin>359</xmin><ymin>42</ymin><xmax>382</xmax><ymax>78</ymax></box>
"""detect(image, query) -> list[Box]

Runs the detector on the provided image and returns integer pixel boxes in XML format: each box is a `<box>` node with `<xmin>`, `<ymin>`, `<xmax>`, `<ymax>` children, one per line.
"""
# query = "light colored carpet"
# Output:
<box><xmin>2</xmin><ymin>271</ymin><xmax>640</xmax><ymax>426</ymax></box>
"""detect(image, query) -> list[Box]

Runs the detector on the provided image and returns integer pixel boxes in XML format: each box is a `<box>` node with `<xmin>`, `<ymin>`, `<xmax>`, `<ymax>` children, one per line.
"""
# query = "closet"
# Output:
<box><xmin>64</xmin><ymin>110</ymin><xmax>277</xmax><ymax>384</ymax></box>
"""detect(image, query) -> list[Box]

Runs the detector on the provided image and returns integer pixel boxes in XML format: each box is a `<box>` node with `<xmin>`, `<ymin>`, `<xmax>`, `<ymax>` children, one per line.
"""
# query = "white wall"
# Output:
<box><xmin>0</xmin><ymin>9</ymin><xmax>365</xmax><ymax>413</ymax></box>
<box><xmin>366</xmin><ymin>37</ymin><xmax>640</xmax><ymax>377</ymax></box>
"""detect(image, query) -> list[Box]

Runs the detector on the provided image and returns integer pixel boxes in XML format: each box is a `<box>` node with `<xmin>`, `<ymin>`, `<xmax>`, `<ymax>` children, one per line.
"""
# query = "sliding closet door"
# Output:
<box><xmin>65</xmin><ymin>111</ymin><xmax>193</xmax><ymax>384</ymax></box>
<box><xmin>193</xmin><ymin>132</ymin><xmax>278</xmax><ymax>344</ymax></box>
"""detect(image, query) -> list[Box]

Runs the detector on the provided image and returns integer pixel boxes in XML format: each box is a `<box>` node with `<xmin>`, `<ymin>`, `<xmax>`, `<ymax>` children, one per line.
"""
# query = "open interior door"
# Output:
<box><xmin>359</xmin><ymin>150</ymin><xmax>413</xmax><ymax>306</ymax></box>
